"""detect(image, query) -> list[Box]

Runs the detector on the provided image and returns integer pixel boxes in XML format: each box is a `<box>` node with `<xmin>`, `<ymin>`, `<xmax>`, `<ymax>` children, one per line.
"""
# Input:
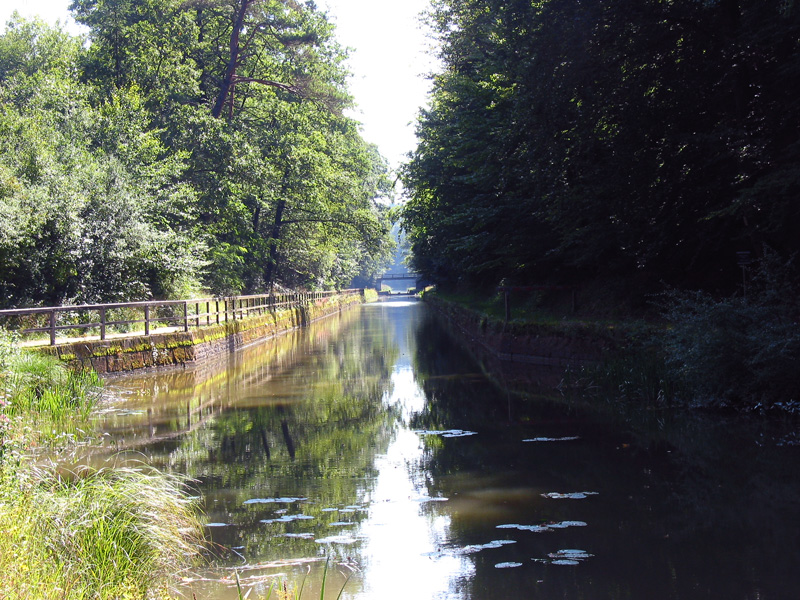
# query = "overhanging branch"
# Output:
<box><xmin>231</xmin><ymin>75</ymin><xmax>298</xmax><ymax>94</ymax></box>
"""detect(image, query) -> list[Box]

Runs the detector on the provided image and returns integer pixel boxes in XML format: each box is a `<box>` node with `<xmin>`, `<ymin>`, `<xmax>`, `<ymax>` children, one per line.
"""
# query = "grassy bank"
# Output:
<box><xmin>0</xmin><ymin>330</ymin><xmax>204</xmax><ymax>599</ymax></box>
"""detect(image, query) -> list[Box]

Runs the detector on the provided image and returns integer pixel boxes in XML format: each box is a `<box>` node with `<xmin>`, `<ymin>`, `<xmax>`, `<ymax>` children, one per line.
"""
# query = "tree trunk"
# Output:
<box><xmin>212</xmin><ymin>0</ymin><xmax>251</xmax><ymax>119</ymax></box>
<box><xmin>264</xmin><ymin>199</ymin><xmax>286</xmax><ymax>287</ymax></box>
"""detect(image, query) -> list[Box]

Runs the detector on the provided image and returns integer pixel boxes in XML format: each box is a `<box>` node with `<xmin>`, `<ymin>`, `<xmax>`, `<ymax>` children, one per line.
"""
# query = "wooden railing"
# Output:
<box><xmin>496</xmin><ymin>285</ymin><xmax>577</xmax><ymax>320</ymax></box>
<box><xmin>377</xmin><ymin>273</ymin><xmax>420</xmax><ymax>280</ymax></box>
<box><xmin>0</xmin><ymin>290</ymin><xmax>363</xmax><ymax>346</ymax></box>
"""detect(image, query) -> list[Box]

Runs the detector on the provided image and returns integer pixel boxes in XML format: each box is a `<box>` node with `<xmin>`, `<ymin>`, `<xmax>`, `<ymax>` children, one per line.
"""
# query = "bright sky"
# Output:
<box><xmin>0</xmin><ymin>0</ymin><xmax>436</xmax><ymax>173</ymax></box>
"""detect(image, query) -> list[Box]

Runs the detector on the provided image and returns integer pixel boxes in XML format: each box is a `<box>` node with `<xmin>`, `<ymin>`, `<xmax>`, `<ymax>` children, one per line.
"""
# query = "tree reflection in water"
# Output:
<box><xmin>78</xmin><ymin>299</ymin><xmax>800</xmax><ymax>600</ymax></box>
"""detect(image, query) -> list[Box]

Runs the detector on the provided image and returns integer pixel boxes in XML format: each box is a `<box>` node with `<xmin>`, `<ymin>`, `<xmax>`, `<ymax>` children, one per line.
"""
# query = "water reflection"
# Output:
<box><xmin>82</xmin><ymin>298</ymin><xmax>800</xmax><ymax>600</ymax></box>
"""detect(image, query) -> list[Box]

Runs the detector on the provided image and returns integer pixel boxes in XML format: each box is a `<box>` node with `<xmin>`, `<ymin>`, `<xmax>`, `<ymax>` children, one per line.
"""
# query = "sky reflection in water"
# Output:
<box><xmin>92</xmin><ymin>298</ymin><xmax>800</xmax><ymax>600</ymax></box>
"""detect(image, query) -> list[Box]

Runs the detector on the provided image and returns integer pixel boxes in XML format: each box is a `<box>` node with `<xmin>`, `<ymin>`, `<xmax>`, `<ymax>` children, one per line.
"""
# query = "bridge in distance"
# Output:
<box><xmin>376</xmin><ymin>272</ymin><xmax>423</xmax><ymax>292</ymax></box>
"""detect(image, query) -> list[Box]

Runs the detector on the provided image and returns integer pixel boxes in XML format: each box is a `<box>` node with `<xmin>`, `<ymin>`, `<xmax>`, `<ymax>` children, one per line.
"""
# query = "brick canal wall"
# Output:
<box><xmin>39</xmin><ymin>292</ymin><xmax>367</xmax><ymax>374</ymax></box>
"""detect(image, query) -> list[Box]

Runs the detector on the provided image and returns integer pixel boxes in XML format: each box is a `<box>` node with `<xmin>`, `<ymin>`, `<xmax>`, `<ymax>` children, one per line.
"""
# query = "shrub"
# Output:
<box><xmin>659</xmin><ymin>251</ymin><xmax>800</xmax><ymax>410</ymax></box>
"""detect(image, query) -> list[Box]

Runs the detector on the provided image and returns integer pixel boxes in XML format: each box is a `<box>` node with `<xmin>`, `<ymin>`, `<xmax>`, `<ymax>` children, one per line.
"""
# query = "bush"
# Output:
<box><xmin>659</xmin><ymin>252</ymin><xmax>800</xmax><ymax>410</ymax></box>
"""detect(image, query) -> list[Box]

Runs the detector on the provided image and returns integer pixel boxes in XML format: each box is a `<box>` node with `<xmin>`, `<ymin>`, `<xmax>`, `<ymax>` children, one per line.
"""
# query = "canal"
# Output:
<box><xmin>90</xmin><ymin>297</ymin><xmax>800</xmax><ymax>599</ymax></box>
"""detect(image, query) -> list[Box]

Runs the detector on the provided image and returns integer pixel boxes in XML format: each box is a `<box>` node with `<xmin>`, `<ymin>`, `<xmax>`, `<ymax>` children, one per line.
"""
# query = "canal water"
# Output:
<box><xmin>92</xmin><ymin>297</ymin><xmax>800</xmax><ymax>599</ymax></box>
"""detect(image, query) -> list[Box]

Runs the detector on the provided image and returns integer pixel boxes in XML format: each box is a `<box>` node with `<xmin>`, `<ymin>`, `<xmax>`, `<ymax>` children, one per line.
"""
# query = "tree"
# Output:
<box><xmin>402</xmin><ymin>0</ymin><xmax>800</xmax><ymax>298</ymax></box>
<box><xmin>68</xmin><ymin>0</ymin><xmax>394</xmax><ymax>295</ymax></box>
<box><xmin>0</xmin><ymin>18</ymin><xmax>204</xmax><ymax>306</ymax></box>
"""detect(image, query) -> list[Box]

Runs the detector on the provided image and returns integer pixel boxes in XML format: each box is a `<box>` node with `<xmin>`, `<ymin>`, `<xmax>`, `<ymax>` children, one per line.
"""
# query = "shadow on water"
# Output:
<box><xmin>71</xmin><ymin>298</ymin><xmax>800</xmax><ymax>599</ymax></box>
<box><xmin>410</xmin><ymin>308</ymin><xmax>800</xmax><ymax>600</ymax></box>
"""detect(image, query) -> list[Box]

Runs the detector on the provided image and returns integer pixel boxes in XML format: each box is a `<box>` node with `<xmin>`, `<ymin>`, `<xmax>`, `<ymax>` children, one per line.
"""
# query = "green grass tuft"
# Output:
<box><xmin>0</xmin><ymin>464</ymin><xmax>204</xmax><ymax>600</ymax></box>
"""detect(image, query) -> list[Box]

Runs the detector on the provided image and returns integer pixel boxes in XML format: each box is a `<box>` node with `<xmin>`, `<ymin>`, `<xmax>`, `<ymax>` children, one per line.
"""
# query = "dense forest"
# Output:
<box><xmin>0</xmin><ymin>0</ymin><xmax>394</xmax><ymax>309</ymax></box>
<box><xmin>402</xmin><ymin>0</ymin><xmax>800</xmax><ymax>302</ymax></box>
<box><xmin>401</xmin><ymin>0</ymin><xmax>800</xmax><ymax>408</ymax></box>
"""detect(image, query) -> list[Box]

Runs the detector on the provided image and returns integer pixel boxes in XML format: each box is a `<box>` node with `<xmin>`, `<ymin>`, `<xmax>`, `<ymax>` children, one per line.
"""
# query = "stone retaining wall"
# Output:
<box><xmin>39</xmin><ymin>292</ymin><xmax>366</xmax><ymax>374</ymax></box>
<box><xmin>424</xmin><ymin>294</ymin><xmax>619</xmax><ymax>368</ymax></box>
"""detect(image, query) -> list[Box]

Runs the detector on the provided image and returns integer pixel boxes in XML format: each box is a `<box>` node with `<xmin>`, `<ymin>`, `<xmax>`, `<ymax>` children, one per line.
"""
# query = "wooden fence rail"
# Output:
<box><xmin>0</xmin><ymin>290</ymin><xmax>362</xmax><ymax>346</ymax></box>
<box><xmin>496</xmin><ymin>285</ymin><xmax>578</xmax><ymax>321</ymax></box>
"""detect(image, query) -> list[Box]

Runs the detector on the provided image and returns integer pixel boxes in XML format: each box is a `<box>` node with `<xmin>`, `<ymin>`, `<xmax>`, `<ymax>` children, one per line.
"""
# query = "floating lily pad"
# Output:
<box><xmin>522</xmin><ymin>436</ymin><xmax>580</xmax><ymax>442</ymax></box>
<box><xmin>495</xmin><ymin>562</ymin><xmax>523</xmax><ymax>569</ymax></box>
<box><xmin>551</xmin><ymin>549</ymin><xmax>593</xmax><ymax>558</ymax></box>
<box><xmin>329</xmin><ymin>521</ymin><xmax>356</xmax><ymax>527</ymax></box>
<box><xmin>548</xmin><ymin>521</ymin><xmax>588</xmax><ymax>528</ymax></box>
<box><xmin>243</xmin><ymin>497</ymin><xmax>307</xmax><ymax>505</ymax></box>
<box><xmin>537</xmin><ymin>549</ymin><xmax>594</xmax><ymax>566</ymax></box>
<box><xmin>315</xmin><ymin>534</ymin><xmax>359</xmax><ymax>544</ymax></box>
<box><xmin>412</xmin><ymin>496</ymin><xmax>449</xmax><ymax>503</ymax></box>
<box><xmin>442</xmin><ymin>539</ymin><xmax>518</xmax><ymax>557</ymax></box>
<box><xmin>259</xmin><ymin>514</ymin><xmax>314</xmax><ymax>524</ymax></box>
<box><xmin>415</xmin><ymin>429</ymin><xmax>477</xmax><ymax>438</ymax></box>
<box><xmin>453</xmin><ymin>545</ymin><xmax>483</xmax><ymax>555</ymax></box>
<box><xmin>497</xmin><ymin>521</ymin><xmax>586</xmax><ymax>532</ymax></box>
<box><xmin>486</xmin><ymin>540</ymin><xmax>517</xmax><ymax>547</ymax></box>
<box><xmin>205</xmin><ymin>522</ymin><xmax>229</xmax><ymax>527</ymax></box>
<box><xmin>283</xmin><ymin>533</ymin><xmax>315</xmax><ymax>539</ymax></box>
<box><xmin>541</xmin><ymin>492</ymin><xmax>599</xmax><ymax>499</ymax></box>
<box><xmin>497</xmin><ymin>523</ymin><xmax>551</xmax><ymax>533</ymax></box>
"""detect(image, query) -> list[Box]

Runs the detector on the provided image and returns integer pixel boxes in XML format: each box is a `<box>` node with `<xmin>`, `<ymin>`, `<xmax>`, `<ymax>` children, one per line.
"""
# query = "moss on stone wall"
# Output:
<box><xmin>37</xmin><ymin>292</ymin><xmax>370</xmax><ymax>374</ymax></box>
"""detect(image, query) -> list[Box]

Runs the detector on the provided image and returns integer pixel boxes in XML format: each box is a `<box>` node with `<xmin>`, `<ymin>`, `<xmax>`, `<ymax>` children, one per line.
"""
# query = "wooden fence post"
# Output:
<box><xmin>183</xmin><ymin>302</ymin><xmax>189</xmax><ymax>332</ymax></box>
<box><xmin>145</xmin><ymin>305</ymin><xmax>150</xmax><ymax>336</ymax></box>
<box><xmin>100</xmin><ymin>307</ymin><xmax>106</xmax><ymax>340</ymax></box>
<box><xmin>49</xmin><ymin>309</ymin><xmax>56</xmax><ymax>346</ymax></box>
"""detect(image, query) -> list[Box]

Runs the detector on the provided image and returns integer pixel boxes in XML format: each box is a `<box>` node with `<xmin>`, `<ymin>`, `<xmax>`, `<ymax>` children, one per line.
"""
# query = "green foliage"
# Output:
<box><xmin>0</xmin><ymin>328</ymin><xmax>101</xmax><ymax>457</ymax></box>
<box><xmin>402</xmin><ymin>0</ymin><xmax>800</xmax><ymax>297</ymax></box>
<box><xmin>5</xmin><ymin>353</ymin><xmax>100</xmax><ymax>421</ymax></box>
<box><xmin>0</xmin><ymin>464</ymin><xmax>204</xmax><ymax>600</ymax></box>
<box><xmin>0</xmin><ymin>325</ymin><xmax>204</xmax><ymax>599</ymax></box>
<box><xmin>0</xmin><ymin>3</ymin><xmax>393</xmax><ymax>307</ymax></box>
<box><xmin>659</xmin><ymin>252</ymin><xmax>800</xmax><ymax>409</ymax></box>
<box><xmin>0</xmin><ymin>18</ymin><xmax>206</xmax><ymax>306</ymax></box>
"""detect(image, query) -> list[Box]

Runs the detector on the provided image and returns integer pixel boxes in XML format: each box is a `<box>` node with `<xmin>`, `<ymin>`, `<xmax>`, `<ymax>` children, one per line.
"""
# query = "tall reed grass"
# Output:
<box><xmin>1</xmin><ymin>334</ymin><xmax>101</xmax><ymax>446</ymax></box>
<box><xmin>0</xmin><ymin>464</ymin><xmax>204</xmax><ymax>599</ymax></box>
<box><xmin>1</xmin><ymin>329</ymin><xmax>206</xmax><ymax>599</ymax></box>
<box><xmin>231</xmin><ymin>558</ymin><xmax>352</xmax><ymax>600</ymax></box>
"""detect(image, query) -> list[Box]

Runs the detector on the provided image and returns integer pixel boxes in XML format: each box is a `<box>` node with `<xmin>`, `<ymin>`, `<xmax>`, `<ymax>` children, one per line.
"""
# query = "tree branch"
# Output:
<box><xmin>231</xmin><ymin>75</ymin><xmax>298</xmax><ymax>94</ymax></box>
